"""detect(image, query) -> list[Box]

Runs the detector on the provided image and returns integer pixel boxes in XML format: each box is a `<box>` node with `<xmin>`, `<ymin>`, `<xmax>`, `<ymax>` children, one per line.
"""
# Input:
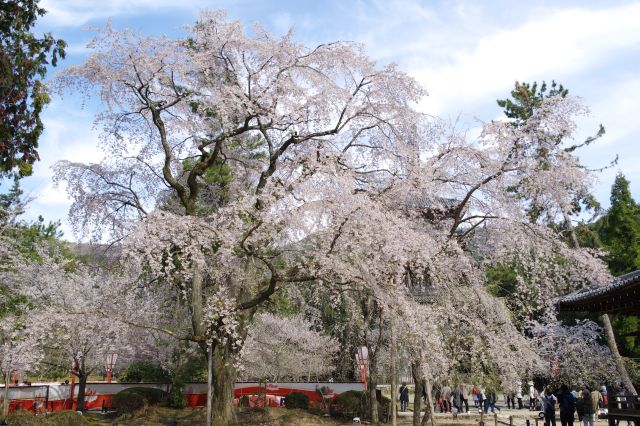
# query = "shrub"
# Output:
<box><xmin>126</xmin><ymin>387</ymin><xmax>168</xmax><ymax>405</ymax></box>
<box><xmin>284</xmin><ymin>392</ymin><xmax>309</xmax><ymax>409</ymax></box>
<box><xmin>111</xmin><ymin>386</ymin><xmax>168</xmax><ymax>414</ymax></box>
<box><xmin>168</xmin><ymin>385</ymin><xmax>186</xmax><ymax>409</ymax></box>
<box><xmin>112</xmin><ymin>390</ymin><xmax>147</xmax><ymax>415</ymax></box>
<box><xmin>238</xmin><ymin>395</ymin><xmax>250</xmax><ymax>408</ymax></box>
<box><xmin>329</xmin><ymin>390</ymin><xmax>389</xmax><ymax>421</ymax></box>
<box><xmin>119</xmin><ymin>360</ymin><xmax>170</xmax><ymax>382</ymax></box>
<box><xmin>330</xmin><ymin>390</ymin><xmax>364</xmax><ymax>419</ymax></box>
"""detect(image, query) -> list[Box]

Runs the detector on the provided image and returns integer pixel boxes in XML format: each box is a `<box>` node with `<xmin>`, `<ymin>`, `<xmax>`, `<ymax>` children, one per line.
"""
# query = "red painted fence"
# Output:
<box><xmin>0</xmin><ymin>381</ymin><xmax>364</xmax><ymax>413</ymax></box>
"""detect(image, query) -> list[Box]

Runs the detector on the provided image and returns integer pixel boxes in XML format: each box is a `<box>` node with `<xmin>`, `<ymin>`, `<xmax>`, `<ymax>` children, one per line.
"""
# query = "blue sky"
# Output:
<box><xmin>17</xmin><ymin>0</ymin><xmax>640</xmax><ymax>239</ymax></box>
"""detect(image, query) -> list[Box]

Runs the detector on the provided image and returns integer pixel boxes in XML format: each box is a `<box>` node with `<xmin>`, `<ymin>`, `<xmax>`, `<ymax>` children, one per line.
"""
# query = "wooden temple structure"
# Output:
<box><xmin>557</xmin><ymin>269</ymin><xmax>640</xmax><ymax>316</ymax></box>
<box><xmin>557</xmin><ymin>270</ymin><xmax>640</xmax><ymax>426</ymax></box>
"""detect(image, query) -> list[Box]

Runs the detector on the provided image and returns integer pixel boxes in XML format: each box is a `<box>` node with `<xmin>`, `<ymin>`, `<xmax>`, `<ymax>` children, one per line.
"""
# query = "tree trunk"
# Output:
<box><xmin>191</xmin><ymin>266</ymin><xmax>205</xmax><ymax>337</ymax></box>
<box><xmin>602</xmin><ymin>313</ymin><xmax>637</xmax><ymax>395</ymax></box>
<box><xmin>563</xmin><ymin>211</ymin><xmax>580</xmax><ymax>249</ymax></box>
<box><xmin>76</xmin><ymin>373</ymin><xmax>88</xmax><ymax>411</ymax></box>
<box><xmin>206</xmin><ymin>343</ymin><xmax>214</xmax><ymax>426</ymax></box>
<box><xmin>206</xmin><ymin>343</ymin><xmax>237</xmax><ymax>426</ymax></box>
<box><xmin>369</xmin><ymin>375</ymin><xmax>379</xmax><ymax>424</ymax></box>
<box><xmin>3</xmin><ymin>369</ymin><xmax>10</xmax><ymax>419</ymax></box>
<box><xmin>368</xmin><ymin>345</ymin><xmax>379</xmax><ymax>424</ymax></box>
<box><xmin>421</xmin><ymin>377</ymin><xmax>437</xmax><ymax>426</ymax></box>
<box><xmin>412</xmin><ymin>362</ymin><xmax>423</xmax><ymax>426</ymax></box>
<box><xmin>391</xmin><ymin>326</ymin><xmax>397</xmax><ymax>426</ymax></box>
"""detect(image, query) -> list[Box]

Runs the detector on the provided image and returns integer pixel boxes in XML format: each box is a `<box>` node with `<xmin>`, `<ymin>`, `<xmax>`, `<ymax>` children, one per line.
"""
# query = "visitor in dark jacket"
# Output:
<box><xmin>558</xmin><ymin>384</ymin><xmax>576</xmax><ymax>426</ymax></box>
<box><xmin>541</xmin><ymin>387</ymin><xmax>558</xmax><ymax>426</ymax></box>
<box><xmin>399</xmin><ymin>382</ymin><xmax>410</xmax><ymax>412</ymax></box>
<box><xmin>576</xmin><ymin>387</ymin><xmax>595</xmax><ymax>426</ymax></box>
<box><xmin>485</xmin><ymin>388</ymin><xmax>499</xmax><ymax>413</ymax></box>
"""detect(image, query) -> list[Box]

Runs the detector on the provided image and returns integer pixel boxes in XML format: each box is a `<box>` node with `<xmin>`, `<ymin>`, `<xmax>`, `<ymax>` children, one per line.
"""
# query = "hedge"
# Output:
<box><xmin>329</xmin><ymin>390</ymin><xmax>390</xmax><ymax>421</ymax></box>
<box><xmin>111</xmin><ymin>386</ymin><xmax>168</xmax><ymax>414</ymax></box>
<box><xmin>284</xmin><ymin>392</ymin><xmax>309</xmax><ymax>409</ymax></box>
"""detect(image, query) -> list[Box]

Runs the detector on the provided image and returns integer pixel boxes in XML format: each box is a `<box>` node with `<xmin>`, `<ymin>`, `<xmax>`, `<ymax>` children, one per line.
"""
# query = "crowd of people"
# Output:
<box><xmin>439</xmin><ymin>383</ymin><xmax>501</xmax><ymax>414</ymax></box>
<box><xmin>399</xmin><ymin>380</ymin><xmax>615</xmax><ymax>426</ymax></box>
<box><xmin>537</xmin><ymin>384</ymin><xmax>608</xmax><ymax>426</ymax></box>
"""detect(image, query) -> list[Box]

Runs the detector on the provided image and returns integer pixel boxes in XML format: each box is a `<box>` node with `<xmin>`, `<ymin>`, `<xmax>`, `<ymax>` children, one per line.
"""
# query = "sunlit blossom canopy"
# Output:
<box><xmin>557</xmin><ymin>270</ymin><xmax>640</xmax><ymax>315</ymax></box>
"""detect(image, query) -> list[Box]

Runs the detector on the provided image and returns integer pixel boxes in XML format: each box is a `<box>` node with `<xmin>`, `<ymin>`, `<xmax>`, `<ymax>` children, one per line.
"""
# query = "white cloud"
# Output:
<box><xmin>575</xmin><ymin>75</ymin><xmax>640</xmax><ymax>206</ymax></box>
<box><xmin>39</xmin><ymin>0</ymin><xmax>210</xmax><ymax>26</ymax></box>
<box><xmin>409</xmin><ymin>3</ymin><xmax>640</xmax><ymax>115</ymax></box>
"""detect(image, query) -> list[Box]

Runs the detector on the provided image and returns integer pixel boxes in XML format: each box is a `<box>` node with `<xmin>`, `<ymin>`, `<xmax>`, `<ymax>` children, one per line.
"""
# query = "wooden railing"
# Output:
<box><xmin>608</xmin><ymin>394</ymin><xmax>639</xmax><ymax>426</ymax></box>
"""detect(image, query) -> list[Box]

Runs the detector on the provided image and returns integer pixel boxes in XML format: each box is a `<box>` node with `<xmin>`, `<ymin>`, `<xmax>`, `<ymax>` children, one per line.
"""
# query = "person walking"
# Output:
<box><xmin>460</xmin><ymin>384</ymin><xmax>469</xmax><ymax>413</ymax></box>
<box><xmin>477</xmin><ymin>387</ymin><xmax>486</xmax><ymax>413</ymax></box>
<box><xmin>590</xmin><ymin>387</ymin><xmax>602</xmax><ymax>418</ymax></box>
<box><xmin>435</xmin><ymin>385</ymin><xmax>443</xmax><ymax>413</ymax></box>
<box><xmin>399</xmin><ymin>382</ymin><xmax>410</xmax><ymax>412</ymax></box>
<box><xmin>473</xmin><ymin>385</ymin><xmax>480</xmax><ymax>409</ymax></box>
<box><xmin>600</xmin><ymin>384</ymin><xmax>608</xmax><ymax>411</ymax></box>
<box><xmin>577</xmin><ymin>387</ymin><xmax>595</xmax><ymax>426</ymax></box>
<box><xmin>529</xmin><ymin>383</ymin><xmax>538</xmax><ymax>411</ymax></box>
<box><xmin>486</xmin><ymin>388</ymin><xmax>500</xmax><ymax>413</ymax></box>
<box><xmin>541</xmin><ymin>387</ymin><xmax>558</xmax><ymax>426</ymax></box>
<box><xmin>516</xmin><ymin>384</ymin><xmax>524</xmax><ymax>409</ymax></box>
<box><xmin>443</xmin><ymin>383</ymin><xmax>452</xmax><ymax>413</ymax></box>
<box><xmin>452</xmin><ymin>386</ymin><xmax>462</xmax><ymax>413</ymax></box>
<box><xmin>507</xmin><ymin>389</ymin><xmax>515</xmax><ymax>409</ymax></box>
<box><xmin>558</xmin><ymin>384</ymin><xmax>576</xmax><ymax>426</ymax></box>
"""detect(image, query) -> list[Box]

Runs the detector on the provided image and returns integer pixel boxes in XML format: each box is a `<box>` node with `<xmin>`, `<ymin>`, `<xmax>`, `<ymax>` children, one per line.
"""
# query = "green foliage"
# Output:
<box><xmin>496</xmin><ymin>80</ymin><xmax>605</xmax><ymax>222</ymax></box>
<box><xmin>112</xmin><ymin>390</ymin><xmax>147</xmax><ymax>415</ymax></box>
<box><xmin>497</xmin><ymin>80</ymin><xmax>568</xmax><ymax>124</ymax></box>
<box><xmin>594</xmin><ymin>173</ymin><xmax>640</xmax><ymax>275</ymax></box>
<box><xmin>485</xmin><ymin>263</ymin><xmax>518</xmax><ymax>298</ymax></box>
<box><xmin>613</xmin><ymin>315</ymin><xmax>640</xmax><ymax>359</ymax></box>
<box><xmin>583</xmin><ymin>173</ymin><xmax>640</xmax><ymax>358</ymax></box>
<box><xmin>260</xmin><ymin>288</ymin><xmax>301</xmax><ymax>317</ymax></box>
<box><xmin>330</xmin><ymin>390</ymin><xmax>389</xmax><ymax>421</ymax></box>
<box><xmin>553</xmin><ymin>172</ymin><xmax>640</xmax><ymax>365</ymax></box>
<box><xmin>0</xmin><ymin>285</ymin><xmax>29</xmax><ymax>318</ymax></box>
<box><xmin>0</xmin><ymin>0</ymin><xmax>66</xmax><ymax>177</ymax></box>
<box><xmin>167</xmin><ymin>385</ymin><xmax>186</xmax><ymax>409</ymax></box>
<box><xmin>575</xmin><ymin>223</ymin><xmax>603</xmax><ymax>250</ymax></box>
<box><xmin>119</xmin><ymin>360</ymin><xmax>171</xmax><ymax>383</ymax></box>
<box><xmin>284</xmin><ymin>392</ymin><xmax>309</xmax><ymax>409</ymax></box>
<box><xmin>485</xmin><ymin>262</ymin><xmax>545</xmax><ymax>330</ymax></box>
<box><xmin>624</xmin><ymin>358</ymin><xmax>639</xmax><ymax>390</ymax></box>
<box><xmin>122</xmin><ymin>387</ymin><xmax>168</xmax><ymax>405</ymax></box>
<box><xmin>0</xmin><ymin>176</ymin><xmax>24</xmax><ymax>221</ymax></box>
<box><xmin>0</xmin><ymin>178</ymin><xmax>66</xmax><ymax>261</ymax></box>
<box><xmin>173</xmin><ymin>352</ymin><xmax>207</xmax><ymax>383</ymax></box>
<box><xmin>111</xmin><ymin>387</ymin><xmax>168</xmax><ymax>414</ymax></box>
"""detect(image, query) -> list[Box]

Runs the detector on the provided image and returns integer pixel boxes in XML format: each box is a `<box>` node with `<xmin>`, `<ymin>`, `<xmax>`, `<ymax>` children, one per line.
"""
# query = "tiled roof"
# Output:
<box><xmin>556</xmin><ymin>270</ymin><xmax>640</xmax><ymax>315</ymax></box>
<box><xmin>559</xmin><ymin>270</ymin><xmax>640</xmax><ymax>302</ymax></box>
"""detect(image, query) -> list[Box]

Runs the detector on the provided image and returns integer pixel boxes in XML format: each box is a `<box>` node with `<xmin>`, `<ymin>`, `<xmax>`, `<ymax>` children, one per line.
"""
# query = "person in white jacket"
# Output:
<box><xmin>516</xmin><ymin>382</ymin><xmax>523</xmax><ymax>409</ymax></box>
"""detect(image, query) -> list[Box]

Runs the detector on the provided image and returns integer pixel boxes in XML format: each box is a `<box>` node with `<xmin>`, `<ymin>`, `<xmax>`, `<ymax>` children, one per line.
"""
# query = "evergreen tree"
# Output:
<box><xmin>497</xmin><ymin>80</ymin><xmax>568</xmax><ymax>124</ymax></box>
<box><xmin>497</xmin><ymin>81</ymin><xmax>605</xmax><ymax>224</ymax></box>
<box><xmin>596</xmin><ymin>173</ymin><xmax>640</xmax><ymax>275</ymax></box>
<box><xmin>593</xmin><ymin>174</ymin><xmax>640</xmax><ymax>361</ymax></box>
<box><xmin>0</xmin><ymin>0</ymin><xmax>66</xmax><ymax>177</ymax></box>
